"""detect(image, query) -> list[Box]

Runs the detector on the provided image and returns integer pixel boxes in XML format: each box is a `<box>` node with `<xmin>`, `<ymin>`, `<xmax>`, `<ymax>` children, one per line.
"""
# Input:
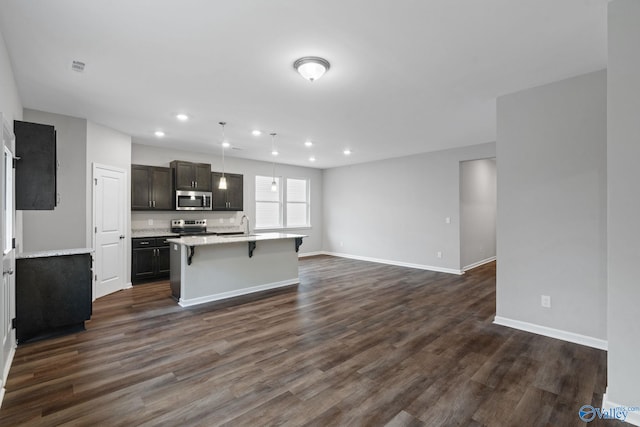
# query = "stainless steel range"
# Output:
<box><xmin>171</xmin><ymin>219</ymin><xmax>216</xmax><ymax>236</ymax></box>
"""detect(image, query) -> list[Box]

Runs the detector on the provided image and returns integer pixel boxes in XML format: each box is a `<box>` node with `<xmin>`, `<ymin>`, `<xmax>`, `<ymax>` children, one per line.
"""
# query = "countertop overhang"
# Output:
<box><xmin>166</xmin><ymin>232</ymin><xmax>307</xmax><ymax>247</ymax></box>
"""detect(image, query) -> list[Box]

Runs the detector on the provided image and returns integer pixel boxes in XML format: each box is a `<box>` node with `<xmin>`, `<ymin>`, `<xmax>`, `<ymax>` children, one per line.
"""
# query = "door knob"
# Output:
<box><xmin>3</xmin><ymin>269</ymin><xmax>13</xmax><ymax>276</ymax></box>
<box><xmin>119</xmin><ymin>235</ymin><xmax>125</xmax><ymax>240</ymax></box>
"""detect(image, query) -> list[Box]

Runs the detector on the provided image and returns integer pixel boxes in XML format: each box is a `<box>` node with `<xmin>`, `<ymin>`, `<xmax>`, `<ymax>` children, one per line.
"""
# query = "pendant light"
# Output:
<box><xmin>218</xmin><ymin>121</ymin><xmax>228</xmax><ymax>190</ymax></box>
<box><xmin>270</xmin><ymin>132</ymin><xmax>278</xmax><ymax>192</ymax></box>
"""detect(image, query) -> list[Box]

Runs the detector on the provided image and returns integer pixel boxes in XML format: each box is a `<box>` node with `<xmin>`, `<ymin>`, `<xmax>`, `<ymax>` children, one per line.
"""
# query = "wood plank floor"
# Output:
<box><xmin>0</xmin><ymin>256</ymin><xmax>620</xmax><ymax>426</ymax></box>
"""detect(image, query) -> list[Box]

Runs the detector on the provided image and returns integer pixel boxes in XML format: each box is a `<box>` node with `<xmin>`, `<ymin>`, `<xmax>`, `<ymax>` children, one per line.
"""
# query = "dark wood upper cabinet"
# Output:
<box><xmin>170</xmin><ymin>160</ymin><xmax>212</xmax><ymax>191</ymax></box>
<box><xmin>211</xmin><ymin>172</ymin><xmax>243</xmax><ymax>211</ymax></box>
<box><xmin>14</xmin><ymin>120</ymin><xmax>57</xmax><ymax>210</ymax></box>
<box><xmin>131</xmin><ymin>165</ymin><xmax>172</xmax><ymax>210</ymax></box>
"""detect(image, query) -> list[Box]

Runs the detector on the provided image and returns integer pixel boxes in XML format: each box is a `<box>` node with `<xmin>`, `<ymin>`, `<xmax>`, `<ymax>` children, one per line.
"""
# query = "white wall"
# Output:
<box><xmin>21</xmin><ymin>109</ymin><xmax>87</xmax><ymax>252</ymax></box>
<box><xmin>131</xmin><ymin>143</ymin><xmax>323</xmax><ymax>255</ymax></box>
<box><xmin>496</xmin><ymin>70</ymin><xmax>607</xmax><ymax>345</ymax></box>
<box><xmin>606</xmin><ymin>0</ymin><xmax>640</xmax><ymax>415</ymax></box>
<box><xmin>460</xmin><ymin>158</ymin><xmax>496</xmax><ymax>270</ymax></box>
<box><xmin>322</xmin><ymin>142</ymin><xmax>496</xmax><ymax>273</ymax></box>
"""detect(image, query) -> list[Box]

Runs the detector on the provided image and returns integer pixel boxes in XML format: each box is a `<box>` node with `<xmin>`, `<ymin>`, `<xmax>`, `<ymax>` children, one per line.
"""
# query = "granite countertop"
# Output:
<box><xmin>131</xmin><ymin>230</ymin><xmax>179</xmax><ymax>238</ymax></box>
<box><xmin>17</xmin><ymin>247</ymin><xmax>94</xmax><ymax>259</ymax></box>
<box><xmin>166</xmin><ymin>232</ymin><xmax>306</xmax><ymax>247</ymax></box>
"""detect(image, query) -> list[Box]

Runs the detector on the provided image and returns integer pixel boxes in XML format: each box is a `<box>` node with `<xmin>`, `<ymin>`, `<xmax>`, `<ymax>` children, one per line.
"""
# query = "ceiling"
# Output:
<box><xmin>0</xmin><ymin>0</ymin><xmax>608</xmax><ymax>169</ymax></box>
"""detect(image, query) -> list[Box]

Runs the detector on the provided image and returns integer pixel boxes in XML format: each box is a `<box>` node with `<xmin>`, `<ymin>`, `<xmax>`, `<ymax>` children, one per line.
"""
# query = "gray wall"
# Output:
<box><xmin>460</xmin><ymin>158</ymin><xmax>496</xmax><ymax>270</ymax></box>
<box><xmin>496</xmin><ymin>70</ymin><xmax>607</xmax><ymax>341</ymax></box>
<box><xmin>607</xmin><ymin>0</ymin><xmax>640</xmax><ymax>410</ymax></box>
<box><xmin>322</xmin><ymin>142</ymin><xmax>496</xmax><ymax>273</ymax></box>
<box><xmin>22</xmin><ymin>109</ymin><xmax>87</xmax><ymax>252</ymax></box>
<box><xmin>131</xmin><ymin>143</ymin><xmax>323</xmax><ymax>255</ymax></box>
<box><xmin>0</xmin><ymin>28</ymin><xmax>21</xmax><ymax>123</ymax></box>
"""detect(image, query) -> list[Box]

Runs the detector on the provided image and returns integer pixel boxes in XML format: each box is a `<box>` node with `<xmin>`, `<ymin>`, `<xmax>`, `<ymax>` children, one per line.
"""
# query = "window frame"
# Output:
<box><xmin>254</xmin><ymin>175</ymin><xmax>311</xmax><ymax>230</ymax></box>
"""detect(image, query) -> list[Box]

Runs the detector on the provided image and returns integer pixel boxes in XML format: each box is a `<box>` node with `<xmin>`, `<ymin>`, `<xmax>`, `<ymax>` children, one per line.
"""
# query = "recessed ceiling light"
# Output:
<box><xmin>309</xmin><ymin>156</ymin><xmax>316</xmax><ymax>162</ymax></box>
<box><xmin>272</xmin><ymin>150</ymin><xmax>279</xmax><ymax>156</ymax></box>
<box><xmin>252</xmin><ymin>130</ymin><xmax>262</xmax><ymax>136</ymax></box>
<box><xmin>305</xmin><ymin>141</ymin><xmax>313</xmax><ymax>147</ymax></box>
<box><xmin>176</xmin><ymin>113</ymin><xmax>189</xmax><ymax>121</ymax></box>
<box><xmin>222</xmin><ymin>141</ymin><xmax>231</xmax><ymax>148</ymax></box>
<box><xmin>154</xmin><ymin>130</ymin><xmax>165</xmax><ymax>137</ymax></box>
<box><xmin>343</xmin><ymin>149</ymin><xmax>352</xmax><ymax>155</ymax></box>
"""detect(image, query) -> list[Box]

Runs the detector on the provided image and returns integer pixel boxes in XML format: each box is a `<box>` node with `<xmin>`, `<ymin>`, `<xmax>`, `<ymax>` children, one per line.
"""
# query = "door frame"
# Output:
<box><xmin>91</xmin><ymin>163</ymin><xmax>129</xmax><ymax>300</ymax></box>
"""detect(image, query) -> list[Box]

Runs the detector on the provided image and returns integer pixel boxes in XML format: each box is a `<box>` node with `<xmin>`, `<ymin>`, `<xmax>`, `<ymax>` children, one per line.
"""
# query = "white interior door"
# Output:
<box><xmin>1</xmin><ymin>116</ymin><xmax>16</xmax><ymax>398</ymax></box>
<box><xmin>93</xmin><ymin>164</ymin><xmax>126</xmax><ymax>299</ymax></box>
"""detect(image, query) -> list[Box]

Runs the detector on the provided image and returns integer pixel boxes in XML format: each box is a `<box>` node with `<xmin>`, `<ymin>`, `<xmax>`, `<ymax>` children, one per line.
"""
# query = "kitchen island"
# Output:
<box><xmin>167</xmin><ymin>233</ymin><xmax>305</xmax><ymax>307</ymax></box>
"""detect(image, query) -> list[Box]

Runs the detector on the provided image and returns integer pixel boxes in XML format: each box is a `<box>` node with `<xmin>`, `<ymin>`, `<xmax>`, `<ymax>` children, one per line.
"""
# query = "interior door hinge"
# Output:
<box><xmin>94</xmin><ymin>178</ymin><xmax>98</xmax><ymax>185</ymax></box>
<box><xmin>12</xmin><ymin>237</ymin><xmax>16</xmax><ymax>249</ymax></box>
<box><xmin>12</xmin><ymin>158</ymin><xmax>18</xmax><ymax>168</ymax></box>
<box><xmin>95</xmin><ymin>226</ymin><xmax>97</xmax><ymax>233</ymax></box>
<box><xmin>11</xmin><ymin>318</ymin><xmax>16</xmax><ymax>329</ymax></box>
<box><xmin>94</xmin><ymin>274</ymin><xmax>98</xmax><ymax>282</ymax></box>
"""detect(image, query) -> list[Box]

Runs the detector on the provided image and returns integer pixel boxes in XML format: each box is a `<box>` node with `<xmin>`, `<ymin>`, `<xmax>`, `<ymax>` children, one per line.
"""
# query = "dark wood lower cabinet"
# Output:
<box><xmin>15</xmin><ymin>252</ymin><xmax>92</xmax><ymax>344</ymax></box>
<box><xmin>132</xmin><ymin>237</ymin><xmax>171</xmax><ymax>283</ymax></box>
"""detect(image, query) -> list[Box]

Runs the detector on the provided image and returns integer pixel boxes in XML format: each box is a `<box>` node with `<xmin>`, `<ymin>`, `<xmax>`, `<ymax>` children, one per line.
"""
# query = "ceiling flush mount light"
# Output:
<box><xmin>176</xmin><ymin>113</ymin><xmax>189</xmax><ymax>122</ymax></box>
<box><xmin>304</xmin><ymin>140</ymin><xmax>313</xmax><ymax>147</ymax></box>
<box><xmin>154</xmin><ymin>130</ymin><xmax>165</xmax><ymax>138</ymax></box>
<box><xmin>309</xmin><ymin>156</ymin><xmax>316</xmax><ymax>162</ymax></box>
<box><xmin>293</xmin><ymin>56</ymin><xmax>330</xmax><ymax>82</ymax></box>
<box><xmin>218</xmin><ymin>122</ymin><xmax>228</xmax><ymax>190</ymax></box>
<box><xmin>252</xmin><ymin>130</ymin><xmax>262</xmax><ymax>136</ymax></box>
<box><xmin>343</xmin><ymin>149</ymin><xmax>352</xmax><ymax>155</ymax></box>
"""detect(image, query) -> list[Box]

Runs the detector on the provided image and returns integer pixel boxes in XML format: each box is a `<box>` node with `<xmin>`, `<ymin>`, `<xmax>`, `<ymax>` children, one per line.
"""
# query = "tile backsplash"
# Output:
<box><xmin>131</xmin><ymin>210</ymin><xmax>245</xmax><ymax>234</ymax></box>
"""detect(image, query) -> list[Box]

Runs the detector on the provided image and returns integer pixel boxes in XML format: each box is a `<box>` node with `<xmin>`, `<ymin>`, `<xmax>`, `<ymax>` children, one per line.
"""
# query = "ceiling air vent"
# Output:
<box><xmin>71</xmin><ymin>60</ymin><xmax>85</xmax><ymax>72</ymax></box>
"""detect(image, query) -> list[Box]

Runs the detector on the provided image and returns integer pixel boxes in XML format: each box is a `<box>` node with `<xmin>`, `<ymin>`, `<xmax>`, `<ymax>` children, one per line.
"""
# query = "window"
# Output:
<box><xmin>286</xmin><ymin>178</ymin><xmax>310</xmax><ymax>227</ymax></box>
<box><xmin>255</xmin><ymin>176</ymin><xmax>282</xmax><ymax>228</ymax></box>
<box><xmin>255</xmin><ymin>176</ymin><xmax>311</xmax><ymax>229</ymax></box>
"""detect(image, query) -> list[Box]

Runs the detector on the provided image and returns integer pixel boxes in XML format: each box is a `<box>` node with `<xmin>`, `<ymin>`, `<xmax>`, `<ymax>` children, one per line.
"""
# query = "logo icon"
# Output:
<box><xmin>579</xmin><ymin>405</ymin><xmax>596</xmax><ymax>422</ymax></box>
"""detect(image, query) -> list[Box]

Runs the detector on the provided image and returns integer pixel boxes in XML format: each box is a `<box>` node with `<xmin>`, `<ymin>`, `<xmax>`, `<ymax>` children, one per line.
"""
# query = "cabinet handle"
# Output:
<box><xmin>195</xmin><ymin>181</ymin><xmax>198</xmax><ymax>188</ymax></box>
<box><xmin>153</xmin><ymin>200</ymin><xmax>156</xmax><ymax>207</ymax></box>
<box><xmin>139</xmin><ymin>241</ymin><xmax>150</xmax><ymax>245</ymax></box>
<box><xmin>149</xmin><ymin>200</ymin><xmax>152</xmax><ymax>207</ymax></box>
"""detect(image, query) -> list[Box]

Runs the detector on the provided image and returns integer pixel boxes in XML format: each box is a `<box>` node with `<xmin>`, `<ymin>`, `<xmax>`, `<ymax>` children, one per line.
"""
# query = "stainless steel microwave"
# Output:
<box><xmin>175</xmin><ymin>190</ymin><xmax>212</xmax><ymax>211</ymax></box>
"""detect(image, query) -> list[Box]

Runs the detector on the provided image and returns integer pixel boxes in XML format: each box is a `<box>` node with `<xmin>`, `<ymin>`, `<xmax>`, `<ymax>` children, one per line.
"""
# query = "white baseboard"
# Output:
<box><xmin>463</xmin><ymin>256</ymin><xmax>496</xmax><ymax>272</ymax></box>
<box><xmin>602</xmin><ymin>389</ymin><xmax>640</xmax><ymax>426</ymax></box>
<box><xmin>124</xmin><ymin>281</ymin><xmax>132</xmax><ymax>289</ymax></box>
<box><xmin>493</xmin><ymin>316</ymin><xmax>607</xmax><ymax>350</ymax></box>
<box><xmin>323</xmin><ymin>251</ymin><xmax>464</xmax><ymax>275</ymax></box>
<box><xmin>178</xmin><ymin>278</ymin><xmax>299</xmax><ymax>307</ymax></box>
<box><xmin>0</xmin><ymin>344</ymin><xmax>16</xmax><ymax>408</ymax></box>
<box><xmin>298</xmin><ymin>251</ymin><xmax>324</xmax><ymax>258</ymax></box>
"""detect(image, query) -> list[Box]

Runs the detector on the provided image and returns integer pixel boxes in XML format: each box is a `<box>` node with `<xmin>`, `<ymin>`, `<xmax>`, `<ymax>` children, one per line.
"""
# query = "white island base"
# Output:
<box><xmin>167</xmin><ymin>233</ymin><xmax>305</xmax><ymax>307</ymax></box>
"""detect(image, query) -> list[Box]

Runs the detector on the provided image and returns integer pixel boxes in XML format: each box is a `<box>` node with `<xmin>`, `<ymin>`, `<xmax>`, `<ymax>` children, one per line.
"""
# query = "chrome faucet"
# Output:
<box><xmin>240</xmin><ymin>215</ymin><xmax>250</xmax><ymax>235</ymax></box>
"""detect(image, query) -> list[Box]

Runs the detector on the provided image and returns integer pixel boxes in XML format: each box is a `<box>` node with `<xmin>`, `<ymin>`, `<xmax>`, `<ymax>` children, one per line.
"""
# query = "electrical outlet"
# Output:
<box><xmin>445</xmin><ymin>217</ymin><xmax>451</xmax><ymax>224</ymax></box>
<box><xmin>437</xmin><ymin>251</ymin><xmax>442</xmax><ymax>259</ymax></box>
<box><xmin>147</xmin><ymin>219</ymin><xmax>153</xmax><ymax>226</ymax></box>
<box><xmin>541</xmin><ymin>295</ymin><xmax>551</xmax><ymax>308</ymax></box>
<box><xmin>340</xmin><ymin>241</ymin><xmax>344</xmax><ymax>247</ymax></box>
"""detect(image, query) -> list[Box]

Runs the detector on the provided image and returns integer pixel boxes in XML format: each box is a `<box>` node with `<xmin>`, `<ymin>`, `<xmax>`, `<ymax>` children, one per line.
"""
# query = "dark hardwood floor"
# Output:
<box><xmin>0</xmin><ymin>256</ymin><xmax>619</xmax><ymax>426</ymax></box>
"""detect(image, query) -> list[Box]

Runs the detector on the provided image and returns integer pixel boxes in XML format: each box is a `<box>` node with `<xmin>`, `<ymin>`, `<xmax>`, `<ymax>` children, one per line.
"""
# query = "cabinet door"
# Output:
<box><xmin>211</xmin><ymin>172</ymin><xmax>228</xmax><ymax>210</ymax></box>
<box><xmin>227</xmin><ymin>174</ymin><xmax>244</xmax><ymax>211</ymax></box>
<box><xmin>173</xmin><ymin>161</ymin><xmax>194</xmax><ymax>190</ymax></box>
<box><xmin>132</xmin><ymin>248</ymin><xmax>156</xmax><ymax>282</ymax></box>
<box><xmin>195</xmin><ymin>164</ymin><xmax>212</xmax><ymax>191</ymax></box>
<box><xmin>151</xmin><ymin>167</ymin><xmax>172</xmax><ymax>209</ymax></box>
<box><xmin>156</xmin><ymin>247</ymin><xmax>171</xmax><ymax>276</ymax></box>
<box><xmin>14</xmin><ymin>120</ymin><xmax>57</xmax><ymax>210</ymax></box>
<box><xmin>131</xmin><ymin>165</ymin><xmax>152</xmax><ymax>210</ymax></box>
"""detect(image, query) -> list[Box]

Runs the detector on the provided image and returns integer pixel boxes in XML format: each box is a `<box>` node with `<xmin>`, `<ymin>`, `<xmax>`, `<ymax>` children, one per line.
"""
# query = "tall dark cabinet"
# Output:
<box><xmin>211</xmin><ymin>172</ymin><xmax>243</xmax><ymax>211</ymax></box>
<box><xmin>131</xmin><ymin>165</ymin><xmax>172</xmax><ymax>210</ymax></box>
<box><xmin>171</xmin><ymin>160</ymin><xmax>212</xmax><ymax>191</ymax></box>
<box><xmin>14</xmin><ymin>120</ymin><xmax>57</xmax><ymax>210</ymax></box>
